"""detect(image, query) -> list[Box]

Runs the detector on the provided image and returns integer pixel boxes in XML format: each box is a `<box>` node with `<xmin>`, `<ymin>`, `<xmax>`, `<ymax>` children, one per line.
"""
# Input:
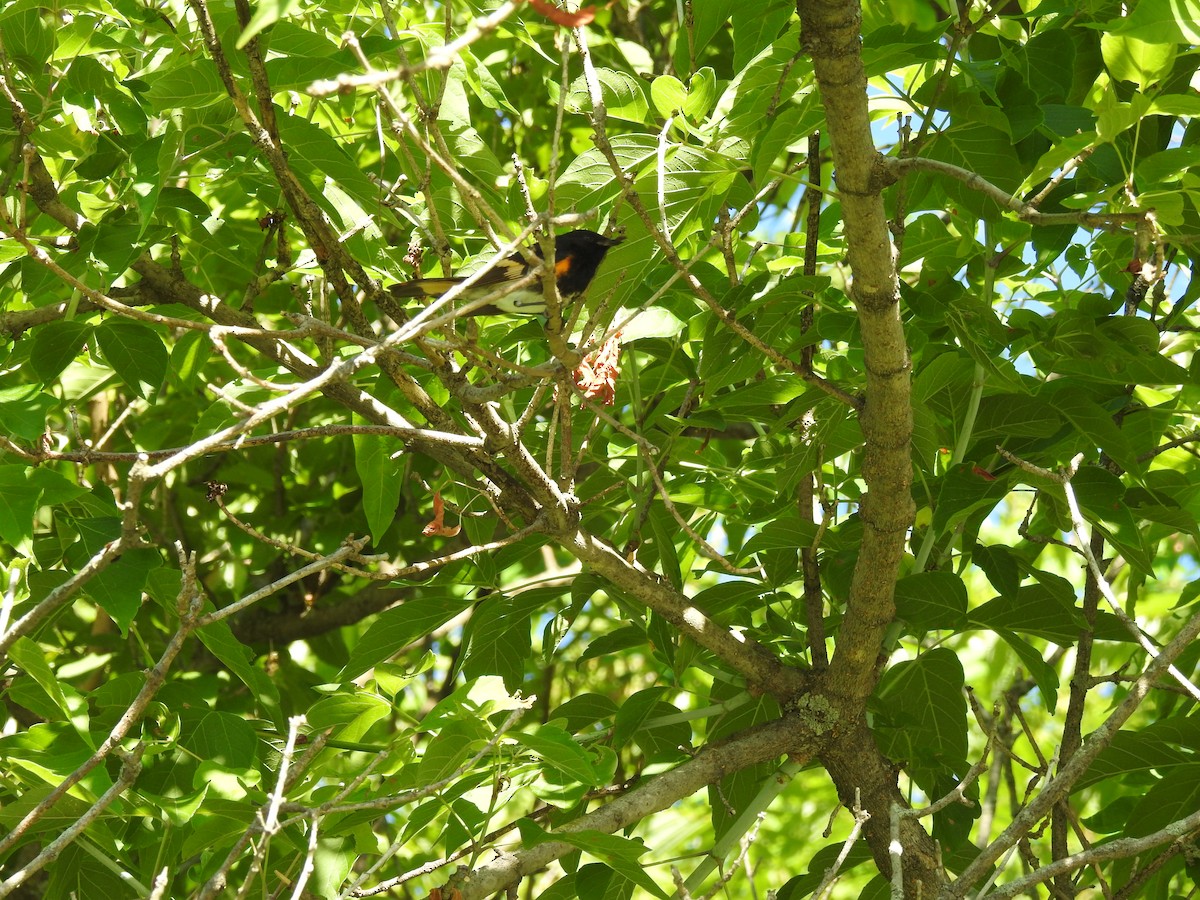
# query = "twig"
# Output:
<box><xmin>891</xmin><ymin>735</ymin><xmax>992</xmax><ymax>898</ymax></box>
<box><xmin>657</xmin><ymin>113</ymin><xmax>676</xmax><ymax>246</ymax></box>
<box><xmin>1027</xmin><ymin>146</ymin><xmax>1095</xmax><ymax>208</ymax></box>
<box><xmin>266</xmin><ymin>716</ymin><xmax>306</xmax><ymax>833</ymax></box>
<box><xmin>307</xmin><ymin>1</ymin><xmax>523</xmax><ymax>96</ymax></box>
<box><xmin>198</xmin><ymin>718</ymin><xmax>333</xmax><ymax>900</ymax></box>
<box><xmin>186</xmin><ymin>0</ymin><xmax>377</xmax><ymax>319</ymax></box>
<box><xmin>1061</xmin><ymin>474</ymin><xmax>1200</xmax><ymax>702</ymax></box>
<box><xmin>443</xmin><ymin>715</ymin><xmax>824</xmax><ymax>900</ymax></box>
<box><xmin>0</xmin><ymin>552</ymin><xmax>203</xmax><ymax>862</ymax></box>
<box><xmin>350</xmin><ymin>34</ymin><xmax>510</xmax><ymax>246</ymax></box>
<box><xmin>977</xmin><ymin>809</ymin><xmax>1200</xmax><ymax>900</ymax></box>
<box><xmin>0</xmin><ymin>567</ymin><xmax>19</xmax><ymax>641</ymax></box>
<box><xmin>334</xmin><ymin>704</ymin><xmax>532</xmax><ymax>897</ymax></box>
<box><xmin>148</xmin><ymin>867</ymin><xmax>171</xmax><ymax>900</ymax></box>
<box><xmin>694</xmin><ymin>812</ymin><xmax>765</xmax><ymax>900</ymax></box>
<box><xmin>966</xmin><ymin>689</ymin><xmax>1040</xmax><ymax>776</ymax></box>
<box><xmin>800</xmin><ymin>132</ymin><xmax>827</xmax><ymax>667</ymax></box>
<box><xmin>949</xmin><ymin>601</ymin><xmax>1200</xmax><ymax>896</ymax></box>
<box><xmin>195</xmin><ymin>539</ymin><xmax>368</xmax><ymax>626</ymax></box>
<box><xmin>1137</xmin><ymin>429</ymin><xmax>1200</xmax><ymax>462</ymax></box>
<box><xmin>288</xmin><ymin>814</ymin><xmax>320</xmax><ymax>900</ymax></box>
<box><xmin>0</xmin><ymin>534</ymin><xmax>131</xmax><ymax>656</ymax></box>
<box><xmin>0</xmin><ymin>204</ymin><xmax>287</xmax><ymax>336</ymax></box>
<box><xmin>1000</xmin><ymin>449</ymin><xmax>1200</xmax><ymax>702</ymax></box>
<box><xmin>908</xmin><ymin>1</ymin><xmax>972</xmax><ymax>152</ymax></box>
<box><xmin>233</xmin><ymin>715</ymin><xmax>307</xmax><ymax>899</ymax></box>
<box><xmin>0</xmin><ymin>745</ymin><xmax>147</xmax><ymax>898</ymax></box>
<box><xmin>1</xmin><ymin>424</ymin><xmax>483</xmax><ymax>467</ymax></box>
<box><xmin>570</xmin><ymin>24</ymin><xmax>860</xmax><ymax>411</ymax></box>
<box><xmin>814</xmin><ymin>790</ymin><xmax>870</xmax><ymax>900</ymax></box>
<box><xmin>570</xmin><ymin>384</ymin><xmax>764</xmax><ymax>577</ymax></box>
<box><xmin>886</xmin><ymin>156</ymin><xmax>1148</xmax><ymax>231</ymax></box>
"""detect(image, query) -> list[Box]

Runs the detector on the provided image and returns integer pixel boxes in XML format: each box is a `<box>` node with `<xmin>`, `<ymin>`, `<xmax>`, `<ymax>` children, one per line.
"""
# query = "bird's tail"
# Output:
<box><xmin>388</xmin><ymin>278</ymin><xmax>465</xmax><ymax>299</ymax></box>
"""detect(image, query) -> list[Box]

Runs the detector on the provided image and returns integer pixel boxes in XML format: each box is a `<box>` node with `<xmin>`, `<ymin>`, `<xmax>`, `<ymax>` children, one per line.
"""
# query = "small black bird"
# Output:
<box><xmin>389</xmin><ymin>229</ymin><xmax>622</xmax><ymax>316</ymax></box>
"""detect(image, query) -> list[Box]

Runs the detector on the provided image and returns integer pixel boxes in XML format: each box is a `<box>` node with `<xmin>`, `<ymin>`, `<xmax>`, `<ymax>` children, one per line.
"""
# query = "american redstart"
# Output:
<box><xmin>389</xmin><ymin>229</ymin><xmax>622</xmax><ymax>316</ymax></box>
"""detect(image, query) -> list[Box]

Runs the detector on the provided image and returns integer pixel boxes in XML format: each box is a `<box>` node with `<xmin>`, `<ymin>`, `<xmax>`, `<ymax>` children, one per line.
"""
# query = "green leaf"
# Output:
<box><xmin>0</xmin><ymin>783</ymin><xmax>92</xmax><ymax>840</ymax></box>
<box><xmin>971</xmin><ymin>394</ymin><xmax>1060</xmax><ymax>440</ymax></box>
<box><xmin>1071</xmin><ymin>467</ymin><xmax>1155</xmax><ymax>576</ymax></box>
<box><xmin>689</xmin><ymin>580</ymin><xmax>766</xmax><ymax>622</ymax></box>
<box><xmin>307</xmin><ymin>693</ymin><xmax>391</xmax><ymax>742</ymax></box>
<box><xmin>1146</xmin><ymin>94</ymin><xmax>1200</xmax><ymax>117</ymax></box>
<box><xmin>513</xmin><ymin>725</ymin><xmax>600</xmax><ymax>785</ymax></box>
<box><xmin>196</xmin><ymin>618</ymin><xmax>285</xmax><ymax>731</ymax></box>
<box><xmin>547</xmin><ymin>694</ymin><xmax>619</xmax><ymax>733</ymax></box>
<box><xmin>715</xmin><ymin>25</ymin><xmax>806</xmax><ymax>136</ymax></box>
<box><xmin>276</xmin><ymin>113</ymin><xmax>386</xmax><ymax>223</ymax></box>
<box><xmin>997</xmin><ymin>69</ymin><xmax>1043</xmax><ymax>141</ymax></box>
<box><xmin>353</xmin><ymin>425</ymin><xmax>403</xmax><ymax>544</ymax></box>
<box><xmin>578</xmin><ymin>626</ymin><xmax>648</xmax><ymax>662</ymax></box>
<box><xmin>995</xmin><ymin>630</ymin><xmax>1059</xmax><ymax>712</ymax></box>
<box><xmin>674</xmin><ymin>0</ymin><xmax>738</xmax><ymax>71</ymax></box>
<box><xmin>894</xmin><ymin>571</ymin><xmax>969</xmax><ymax>631</ymax></box>
<box><xmin>650</xmin><ymin>75</ymin><xmax>687</xmax><ymax>119</ymax></box>
<box><xmin>0</xmin><ymin>386</ymin><xmax>57</xmax><ymax>441</ymax></box>
<box><xmin>612</xmin><ymin>688</ymin><xmax>666</xmax><ymax>750</ymax></box>
<box><xmin>777</xmin><ymin>842</ymin><xmax>874</xmax><ymax>899</ymax></box>
<box><xmin>741</xmin><ymin>511</ymin><xmax>818</xmax><ymax>557</ymax></box>
<box><xmin>618</xmin><ymin>307</ymin><xmax>684</xmax><ymax>343</ymax></box>
<box><xmin>711</xmin><ymin>375</ymin><xmax>809</xmax><ymax>413</ymax></box>
<box><xmin>139</xmin><ymin>784</ymin><xmax>210</xmax><ymax>827</ymax></box>
<box><xmin>1093</xmin><ymin>88</ymin><xmax>1152</xmax><ymax>143</ymax></box>
<box><xmin>461</xmin><ymin>590</ymin><xmax>561</xmax><ymax>690</ymax></box>
<box><xmin>94</xmin><ymin>318</ymin><xmax>168</xmax><ymax>398</ymax></box>
<box><xmin>237</xmin><ymin>0</ymin><xmax>301</xmax><ymax>47</ymax></box>
<box><xmin>416</xmin><ymin>720</ymin><xmax>478</xmax><ymax>785</ymax></box>
<box><xmin>732</xmin><ymin>0</ymin><xmax>794</xmax><ymax>70</ymax></box>
<box><xmin>30</xmin><ymin>320</ymin><xmax>93</xmax><ymax>383</ymax></box>
<box><xmin>632</xmin><ymin>700</ymin><xmax>692</xmax><ymax>764</ymax></box>
<box><xmin>131</xmin><ymin>128</ymin><xmax>182</xmax><ymax>238</ymax></box>
<box><xmin>919</xmin><ymin>124</ymin><xmax>1022</xmax><ymax>219</ymax></box>
<box><xmin>1046</xmin><ymin>387</ymin><xmax>1138</xmax><ymax>474</ymax></box>
<box><xmin>1073</xmin><ymin>726</ymin><xmax>1192</xmax><ymax>793</ymax></box>
<box><xmin>28</xmin><ymin>468</ymin><xmax>87</xmax><ymax>507</ymax></box>
<box><xmin>519</xmin><ymin>820</ymin><xmax>669</xmax><ymax>899</ymax></box>
<box><xmin>972</xmin><ymin>543</ymin><xmax>1020</xmax><ymax>598</ymax></box>
<box><xmin>0</xmin><ymin>465</ymin><xmax>41</xmax><ymax>548</ymax></box>
<box><xmin>970</xmin><ymin>583</ymin><xmax>1133</xmax><ymax>643</ymax></box>
<box><xmin>751</xmin><ymin>101</ymin><xmax>819</xmax><ymax>185</ymax></box>
<box><xmin>84</xmin><ymin>547</ymin><xmax>162</xmax><ymax>634</ymax></box>
<box><xmin>339</xmin><ymin>594</ymin><xmax>475</xmax><ymax>682</ymax></box>
<box><xmin>1124</xmin><ymin>763</ymin><xmax>1200</xmax><ymax>837</ymax></box>
<box><xmin>168</xmin><ymin>329</ymin><xmax>211</xmax><ymax>390</ymax></box>
<box><xmin>459</xmin><ymin>48</ymin><xmax>518</xmax><ymax>115</ymax></box>
<box><xmin>862</xmin><ymin>21</ymin><xmax>948</xmax><ymax>76</ymax></box>
<box><xmin>1020</xmin><ymin>132</ymin><xmax>1098</xmax><ymax>193</ymax></box>
<box><xmin>567</xmin><ymin>68</ymin><xmax>649</xmax><ymax>124</ymax></box>
<box><xmin>683</xmin><ymin>67</ymin><xmax>717</xmax><ymax>122</ymax></box>
<box><xmin>1101</xmin><ymin>32</ymin><xmax>1177</xmax><ymax>90</ymax></box>
<box><xmin>184</xmin><ymin>711</ymin><xmax>260</xmax><ymax>796</ymax></box>
<box><xmin>4</xmin><ymin>8</ymin><xmax>53</xmax><ymax>70</ymax></box>
<box><xmin>144</xmin><ymin>60</ymin><xmax>227</xmax><ymax>109</ymax></box>
<box><xmin>1113</xmin><ymin>0</ymin><xmax>1200</xmax><ymax>45</ymax></box>
<box><xmin>876</xmin><ymin>647</ymin><xmax>968</xmax><ymax>770</ymax></box>
<box><xmin>931</xmin><ymin>465</ymin><xmax>1011</xmax><ymax>536</ymax></box>
<box><xmin>7</xmin><ymin>638</ymin><xmax>87</xmax><ymax>736</ymax></box>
